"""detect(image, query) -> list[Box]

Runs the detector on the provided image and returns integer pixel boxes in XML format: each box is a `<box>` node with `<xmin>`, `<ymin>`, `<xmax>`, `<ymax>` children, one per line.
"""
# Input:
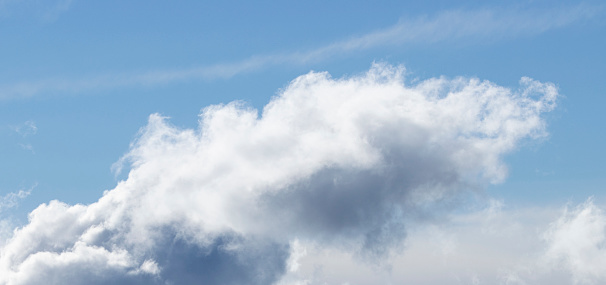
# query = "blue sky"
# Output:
<box><xmin>1</xmin><ymin>1</ymin><xmax>606</xmax><ymax>284</ymax></box>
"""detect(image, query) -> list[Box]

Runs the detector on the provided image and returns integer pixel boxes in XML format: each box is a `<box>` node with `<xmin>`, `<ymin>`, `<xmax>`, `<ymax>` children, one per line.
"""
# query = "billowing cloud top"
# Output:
<box><xmin>0</xmin><ymin>64</ymin><xmax>558</xmax><ymax>285</ymax></box>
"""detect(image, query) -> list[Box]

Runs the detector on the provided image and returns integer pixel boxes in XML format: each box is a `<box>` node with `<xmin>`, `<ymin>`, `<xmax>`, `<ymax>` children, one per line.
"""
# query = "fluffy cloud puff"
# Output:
<box><xmin>0</xmin><ymin>63</ymin><xmax>557</xmax><ymax>285</ymax></box>
<box><xmin>543</xmin><ymin>199</ymin><xmax>606</xmax><ymax>284</ymax></box>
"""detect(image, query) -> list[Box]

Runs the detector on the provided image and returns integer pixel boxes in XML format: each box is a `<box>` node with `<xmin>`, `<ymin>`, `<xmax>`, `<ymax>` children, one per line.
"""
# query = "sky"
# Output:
<box><xmin>0</xmin><ymin>0</ymin><xmax>605</xmax><ymax>284</ymax></box>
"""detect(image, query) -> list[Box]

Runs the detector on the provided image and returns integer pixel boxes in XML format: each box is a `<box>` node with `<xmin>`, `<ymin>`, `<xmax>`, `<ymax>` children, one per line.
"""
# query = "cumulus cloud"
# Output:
<box><xmin>0</xmin><ymin>64</ymin><xmax>558</xmax><ymax>284</ymax></box>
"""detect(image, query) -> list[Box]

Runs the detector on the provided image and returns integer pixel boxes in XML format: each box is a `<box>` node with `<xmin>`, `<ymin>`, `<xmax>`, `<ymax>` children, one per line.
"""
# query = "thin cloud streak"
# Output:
<box><xmin>0</xmin><ymin>4</ymin><xmax>598</xmax><ymax>100</ymax></box>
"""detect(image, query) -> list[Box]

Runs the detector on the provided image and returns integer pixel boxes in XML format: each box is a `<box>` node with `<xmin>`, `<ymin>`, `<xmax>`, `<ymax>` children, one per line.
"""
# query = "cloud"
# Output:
<box><xmin>12</xmin><ymin>121</ymin><xmax>37</xmax><ymax>137</ymax></box>
<box><xmin>283</xmin><ymin>4</ymin><xmax>600</xmax><ymax>62</ymax></box>
<box><xmin>0</xmin><ymin>4</ymin><xmax>597</xmax><ymax>99</ymax></box>
<box><xmin>0</xmin><ymin>186</ymin><xmax>33</xmax><ymax>247</ymax></box>
<box><xmin>10</xmin><ymin>121</ymin><xmax>37</xmax><ymax>153</ymax></box>
<box><xmin>543</xmin><ymin>199</ymin><xmax>606</xmax><ymax>284</ymax></box>
<box><xmin>0</xmin><ymin>188</ymin><xmax>31</xmax><ymax>214</ymax></box>
<box><xmin>279</xmin><ymin>199</ymin><xmax>606</xmax><ymax>285</ymax></box>
<box><xmin>0</xmin><ymin>64</ymin><xmax>557</xmax><ymax>284</ymax></box>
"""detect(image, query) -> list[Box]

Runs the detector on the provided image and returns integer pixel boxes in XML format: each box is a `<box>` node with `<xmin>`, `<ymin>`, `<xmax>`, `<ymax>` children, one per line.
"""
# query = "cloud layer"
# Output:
<box><xmin>281</xmin><ymin>199</ymin><xmax>606</xmax><ymax>285</ymax></box>
<box><xmin>0</xmin><ymin>64</ymin><xmax>558</xmax><ymax>284</ymax></box>
<box><xmin>544</xmin><ymin>199</ymin><xmax>606</xmax><ymax>284</ymax></box>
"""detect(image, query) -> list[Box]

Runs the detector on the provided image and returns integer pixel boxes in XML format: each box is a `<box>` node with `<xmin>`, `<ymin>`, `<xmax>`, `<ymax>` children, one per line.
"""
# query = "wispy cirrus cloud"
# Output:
<box><xmin>12</xmin><ymin>120</ymin><xmax>37</xmax><ymax>137</ymax></box>
<box><xmin>10</xmin><ymin>120</ymin><xmax>37</xmax><ymax>153</ymax></box>
<box><xmin>0</xmin><ymin>4</ymin><xmax>599</xmax><ymax>100</ymax></box>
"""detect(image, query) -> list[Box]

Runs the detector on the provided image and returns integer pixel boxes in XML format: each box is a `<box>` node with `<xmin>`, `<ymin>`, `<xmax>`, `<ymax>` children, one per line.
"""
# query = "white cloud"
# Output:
<box><xmin>0</xmin><ymin>64</ymin><xmax>557</xmax><ymax>284</ymax></box>
<box><xmin>543</xmin><ymin>199</ymin><xmax>606</xmax><ymax>284</ymax></box>
<box><xmin>0</xmin><ymin>4</ymin><xmax>597</xmax><ymax>99</ymax></box>
<box><xmin>0</xmin><ymin>188</ymin><xmax>31</xmax><ymax>213</ymax></box>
